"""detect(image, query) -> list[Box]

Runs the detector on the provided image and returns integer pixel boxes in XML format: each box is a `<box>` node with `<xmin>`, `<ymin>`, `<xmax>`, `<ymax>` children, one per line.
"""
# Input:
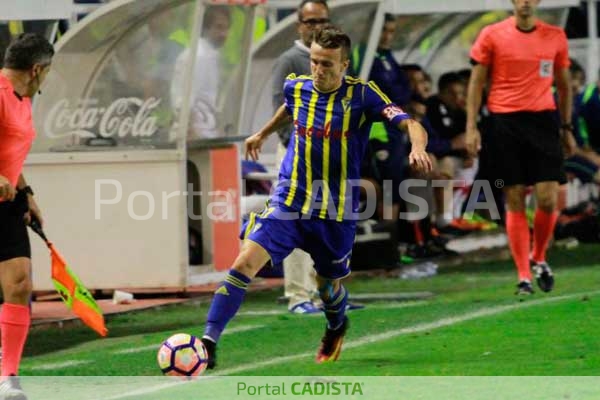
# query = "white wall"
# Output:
<box><xmin>0</xmin><ymin>0</ymin><xmax>73</xmax><ymax>20</ymax></box>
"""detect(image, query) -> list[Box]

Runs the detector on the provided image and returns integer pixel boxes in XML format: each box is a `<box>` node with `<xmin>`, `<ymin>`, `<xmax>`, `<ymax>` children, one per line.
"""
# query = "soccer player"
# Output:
<box><xmin>271</xmin><ymin>0</ymin><xmax>330</xmax><ymax>314</ymax></box>
<box><xmin>0</xmin><ymin>33</ymin><xmax>54</xmax><ymax>399</ymax></box>
<box><xmin>466</xmin><ymin>0</ymin><xmax>576</xmax><ymax>295</ymax></box>
<box><xmin>201</xmin><ymin>25</ymin><xmax>431</xmax><ymax>368</ymax></box>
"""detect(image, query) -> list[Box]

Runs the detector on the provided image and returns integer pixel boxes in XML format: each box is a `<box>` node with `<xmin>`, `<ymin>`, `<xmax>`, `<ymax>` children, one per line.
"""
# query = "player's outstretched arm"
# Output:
<box><xmin>399</xmin><ymin>118</ymin><xmax>432</xmax><ymax>173</ymax></box>
<box><xmin>245</xmin><ymin>105</ymin><xmax>292</xmax><ymax>161</ymax></box>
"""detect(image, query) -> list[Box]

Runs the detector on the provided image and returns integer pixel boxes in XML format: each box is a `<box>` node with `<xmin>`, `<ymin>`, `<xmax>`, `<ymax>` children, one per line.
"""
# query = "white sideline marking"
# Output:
<box><xmin>219</xmin><ymin>292</ymin><xmax>593</xmax><ymax>375</ymax></box>
<box><xmin>238</xmin><ymin>310</ymin><xmax>284</xmax><ymax>316</ymax></box>
<box><xmin>113</xmin><ymin>324</ymin><xmax>265</xmax><ymax>355</ymax></box>
<box><xmin>238</xmin><ymin>301</ymin><xmax>427</xmax><ymax>316</ymax></box>
<box><xmin>28</xmin><ymin>360</ymin><xmax>89</xmax><ymax>371</ymax></box>
<box><xmin>100</xmin><ymin>290</ymin><xmax>598</xmax><ymax>400</ymax></box>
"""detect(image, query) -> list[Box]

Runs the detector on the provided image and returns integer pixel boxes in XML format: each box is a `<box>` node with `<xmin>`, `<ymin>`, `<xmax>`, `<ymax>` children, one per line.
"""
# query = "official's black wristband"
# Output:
<box><xmin>561</xmin><ymin>123</ymin><xmax>574</xmax><ymax>131</ymax></box>
<box><xmin>20</xmin><ymin>185</ymin><xmax>34</xmax><ymax>196</ymax></box>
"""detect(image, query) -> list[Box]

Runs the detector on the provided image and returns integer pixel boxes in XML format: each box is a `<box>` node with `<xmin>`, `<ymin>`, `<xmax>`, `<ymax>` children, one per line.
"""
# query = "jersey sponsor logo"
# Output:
<box><xmin>44</xmin><ymin>97</ymin><xmax>161</xmax><ymax>139</ymax></box>
<box><xmin>294</xmin><ymin>121</ymin><xmax>350</xmax><ymax>139</ymax></box>
<box><xmin>539</xmin><ymin>60</ymin><xmax>553</xmax><ymax>78</ymax></box>
<box><xmin>382</xmin><ymin>104</ymin><xmax>407</xmax><ymax>121</ymax></box>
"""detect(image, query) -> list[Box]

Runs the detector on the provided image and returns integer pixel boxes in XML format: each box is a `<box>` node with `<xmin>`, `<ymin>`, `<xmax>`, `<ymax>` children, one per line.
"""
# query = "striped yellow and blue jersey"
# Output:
<box><xmin>272</xmin><ymin>74</ymin><xmax>410</xmax><ymax>221</ymax></box>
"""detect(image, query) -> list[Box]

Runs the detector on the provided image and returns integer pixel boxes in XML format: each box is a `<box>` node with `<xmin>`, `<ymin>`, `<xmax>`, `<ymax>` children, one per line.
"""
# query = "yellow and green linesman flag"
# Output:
<box><xmin>29</xmin><ymin>218</ymin><xmax>108</xmax><ymax>337</ymax></box>
<box><xmin>49</xmin><ymin>243</ymin><xmax>108</xmax><ymax>337</ymax></box>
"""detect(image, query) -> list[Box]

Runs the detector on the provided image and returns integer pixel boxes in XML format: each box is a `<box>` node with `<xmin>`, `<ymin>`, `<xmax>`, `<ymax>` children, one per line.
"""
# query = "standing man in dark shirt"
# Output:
<box><xmin>363</xmin><ymin>13</ymin><xmax>412</xmax><ymax>222</ymax></box>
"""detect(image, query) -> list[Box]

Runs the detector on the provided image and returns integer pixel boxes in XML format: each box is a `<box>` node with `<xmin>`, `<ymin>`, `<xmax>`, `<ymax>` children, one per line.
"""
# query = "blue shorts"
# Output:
<box><xmin>240</xmin><ymin>207</ymin><xmax>356</xmax><ymax>279</ymax></box>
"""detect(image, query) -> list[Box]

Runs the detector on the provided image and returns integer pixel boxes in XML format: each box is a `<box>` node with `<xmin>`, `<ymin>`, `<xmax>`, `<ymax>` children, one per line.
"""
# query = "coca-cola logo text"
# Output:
<box><xmin>44</xmin><ymin>97</ymin><xmax>161</xmax><ymax>139</ymax></box>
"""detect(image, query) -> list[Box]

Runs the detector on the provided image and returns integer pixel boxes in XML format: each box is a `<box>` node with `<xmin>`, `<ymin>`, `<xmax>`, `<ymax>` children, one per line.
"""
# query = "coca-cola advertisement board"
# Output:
<box><xmin>31</xmin><ymin>1</ymin><xmax>254</xmax><ymax>153</ymax></box>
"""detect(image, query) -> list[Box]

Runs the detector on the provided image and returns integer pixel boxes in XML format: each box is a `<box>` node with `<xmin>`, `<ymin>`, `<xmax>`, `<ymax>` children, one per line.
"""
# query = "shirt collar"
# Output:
<box><xmin>294</xmin><ymin>40</ymin><xmax>311</xmax><ymax>54</ymax></box>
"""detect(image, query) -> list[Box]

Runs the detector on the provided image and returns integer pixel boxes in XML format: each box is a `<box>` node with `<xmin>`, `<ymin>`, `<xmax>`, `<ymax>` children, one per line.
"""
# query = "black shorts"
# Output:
<box><xmin>484</xmin><ymin>111</ymin><xmax>566</xmax><ymax>186</ymax></box>
<box><xmin>0</xmin><ymin>191</ymin><xmax>31</xmax><ymax>262</ymax></box>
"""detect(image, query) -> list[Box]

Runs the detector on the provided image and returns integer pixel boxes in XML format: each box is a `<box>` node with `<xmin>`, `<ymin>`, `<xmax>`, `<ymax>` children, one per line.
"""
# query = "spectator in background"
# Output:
<box><xmin>575</xmin><ymin>70</ymin><xmax>600</xmax><ymax>155</ymax></box>
<box><xmin>270</xmin><ymin>0</ymin><xmax>329</xmax><ymax>314</ymax></box>
<box><xmin>172</xmin><ymin>6</ymin><xmax>231</xmax><ymax>140</ymax></box>
<box><xmin>362</xmin><ymin>13</ymin><xmax>412</xmax><ymax>223</ymax></box>
<box><xmin>401</xmin><ymin>64</ymin><xmax>430</xmax><ymax>101</ymax></box>
<box><xmin>565</xmin><ymin>64</ymin><xmax>600</xmax><ymax>184</ymax></box>
<box><xmin>425</xmin><ymin>72</ymin><xmax>478</xmax><ymax>234</ymax></box>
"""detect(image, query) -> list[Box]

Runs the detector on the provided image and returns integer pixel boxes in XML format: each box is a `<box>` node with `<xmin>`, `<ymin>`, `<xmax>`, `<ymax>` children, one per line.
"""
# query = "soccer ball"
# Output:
<box><xmin>157</xmin><ymin>333</ymin><xmax>208</xmax><ymax>377</ymax></box>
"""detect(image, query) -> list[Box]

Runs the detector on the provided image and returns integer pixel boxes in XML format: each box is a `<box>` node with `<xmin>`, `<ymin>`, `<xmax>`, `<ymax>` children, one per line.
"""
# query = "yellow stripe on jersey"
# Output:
<box><xmin>300</xmin><ymin>91</ymin><xmax>320</xmax><ymax>214</ymax></box>
<box><xmin>286</xmin><ymin>73</ymin><xmax>312</xmax><ymax>82</ymax></box>
<box><xmin>337</xmin><ymin>85</ymin><xmax>354</xmax><ymax>221</ymax></box>
<box><xmin>285</xmin><ymin>82</ymin><xmax>305</xmax><ymax>207</ymax></box>
<box><xmin>367</xmin><ymin>81</ymin><xmax>392</xmax><ymax>104</ymax></box>
<box><xmin>344</xmin><ymin>76</ymin><xmax>364</xmax><ymax>84</ymax></box>
<box><xmin>318</xmin><ymin>92</ymin><xmax>337</xmax><ymax>219</ymax></box>
<box><xmin>242</xmin><ymin>212</ymin><xmax>257</xmax><ymax>239</ymax></box>
<box><xmin>260</xmin><ymin>206</ymin><xmax>275</xmax><ymax>218</ymax></box>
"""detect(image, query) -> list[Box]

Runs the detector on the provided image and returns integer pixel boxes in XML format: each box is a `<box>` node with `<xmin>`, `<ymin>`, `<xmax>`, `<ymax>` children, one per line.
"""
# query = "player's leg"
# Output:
<box><xmin>0</xmin><ymin>192</ymin><xmax>32</xmax><ymax>400</ymax></box>
<box><xmin>487</xmin><ymin>113</ymin><xmax>531</xmax><ymax>293</ymax></box>
<box><xmin>504</xmin><ymin>184</ymin><xmax>534</xmax><ymax>294</ymax></box>
<box><xmin>202</xmin><ymin>209</ymin><xmax>298</xmax><ymax>368</ymax></box>
<box><xmin>314</xmin><ymin>275</ymin><xmax>349</xmax><ymax>363</ymax></box>
<box><xmin>201</xmin><ymin>240</ymin><xmax>271</xmax><ymax>369</ymax></box>
<box><xmin>0</xmin><ymin>257</ymin><xmax>32</xmax><ymax>375</ymax></box>
<box><xmin>526</xmin><ymin>111</ymin><xmax>565</xmax><ymax>292</ymax></box>
<box><xmin>305</xmin><ymin>219</ymin><xmax>355</xmax><ymax>363</ymax></box>
<box><xmin>530</xmin><ymin>181</ymin><xmax>559</xmax><ymax>292</ymax></box>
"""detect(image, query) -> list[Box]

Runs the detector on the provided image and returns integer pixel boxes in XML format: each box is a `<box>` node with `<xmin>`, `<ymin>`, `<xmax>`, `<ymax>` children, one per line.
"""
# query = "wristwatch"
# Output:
<box><xmin>561</xmin><ymin>123</ymin><xmax>574</xmax><ymax>131</ymax></box>
<box><xmin>20</xmin><ymin>185</ymin><xmax>34</xmax><ymax>196</ymax></box>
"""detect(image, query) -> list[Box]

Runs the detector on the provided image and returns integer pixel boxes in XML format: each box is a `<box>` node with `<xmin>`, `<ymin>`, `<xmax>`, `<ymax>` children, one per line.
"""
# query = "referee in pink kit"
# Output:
<box><xmin>0</xmin><ymin>33</ymin><xmax>54</xmax><ymax>400</ymax></box>
<box><xmin>466</xmin><ymin>0</ymin><xmax>576</xmax><ymax>295</ymax></box>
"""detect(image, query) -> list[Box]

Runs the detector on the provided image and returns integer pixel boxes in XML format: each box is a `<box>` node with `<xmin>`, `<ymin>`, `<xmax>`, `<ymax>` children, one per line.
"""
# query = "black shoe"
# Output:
<box><xmin>532</xmin><ymin>261</ymin><xmax>554</xmax><ymax>293</ymax></box>
<box><xmin>201</xmin><ymin>337</ymin><xmax>217</xmax><ymax>370</ymax></box>
<box><xmin>0</xmin><ymin>375</ymin><xmax>27</xmax><ymax>400</ymax></box>
<box><xmin>515</xmin><ymin>281</ymin><xmax>534</xmax><ymax>295</ymax></box>
<box><xmin>316</xmin><ymin>317</ymin><xmax>349</xmax><ymax>363</ymax></box>
<box><xmin>426</xmin><ymin>241</ymin><xmax>459</xmax><ymax>257</ymax></box>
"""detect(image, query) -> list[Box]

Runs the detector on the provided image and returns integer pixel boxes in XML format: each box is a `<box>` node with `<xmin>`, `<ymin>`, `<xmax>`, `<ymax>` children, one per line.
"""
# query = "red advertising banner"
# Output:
<box><xmin>210</xmin><ymin>146</ymin><xmax>241</xmax><ymax>270</ymax></box>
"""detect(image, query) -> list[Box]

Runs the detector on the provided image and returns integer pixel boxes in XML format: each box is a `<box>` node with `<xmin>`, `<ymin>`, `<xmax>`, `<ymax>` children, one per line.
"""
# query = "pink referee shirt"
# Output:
<box><xmin>470</xmin><ymin>16</ymin><xmax>570</xmax><ymax>113</ymax></box>
<box><xmin>0</xmin><ymin>73</ymin><xmax>36</xmax><ymax>196</ymax></box>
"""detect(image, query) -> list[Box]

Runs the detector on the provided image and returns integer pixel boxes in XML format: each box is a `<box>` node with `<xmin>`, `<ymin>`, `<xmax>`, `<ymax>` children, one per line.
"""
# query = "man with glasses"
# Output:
<box><xmin>270</xmin><ymin>0</ymin><xmax>331</xmax><ymax>315</ymax></box>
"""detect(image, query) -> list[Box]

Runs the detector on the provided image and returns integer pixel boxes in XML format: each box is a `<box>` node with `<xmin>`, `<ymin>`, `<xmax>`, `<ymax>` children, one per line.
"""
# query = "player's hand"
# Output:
<box><xmin>245</xmin><ymin>131</ymin><xmax>267</xmax><ymax>161</ymax></box>
<box><xmin>561</xmin><ymin>129</ymin><xmax>577</xmax><ymax>159</ymax></box>
<box><xmin>409</xmin><ymin>149</ymin><xmax>432</xmax><ymax>173</ymax></box>
<box><xmin>465</xmin><ymin>126</ymin><xmax>481</xmax><ymax>158</ymax></box>
<box><xmin>0</xmin><ymin>175</ymin><xmax>16</xmax><ymax>201</ymax></box>
<box><xmin>24</xmin><ymin>193</ymin><xmax>43</xmax><ymax>227</ymax></box>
